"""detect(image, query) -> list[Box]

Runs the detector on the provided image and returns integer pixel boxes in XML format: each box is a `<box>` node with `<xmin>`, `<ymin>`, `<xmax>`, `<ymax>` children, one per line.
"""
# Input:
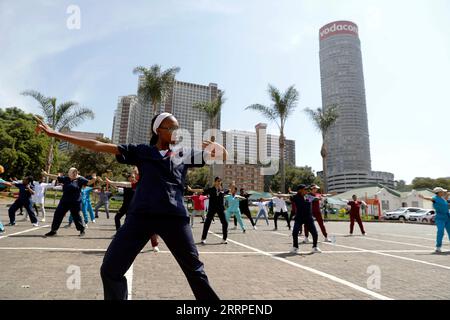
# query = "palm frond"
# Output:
<box><xmin>245</xmin><ymin>104</ymin><xmax>278</xmax><ymax>126</ymax></box>
<box><xmin>56</xmin><ymin>107</ymin><xmax>95</xmax><ymax>131</ymax></box>
<box><xmin>21</xmin><ymin>90</ymin><xmax>54</xmax><ymax>121</ymax></box>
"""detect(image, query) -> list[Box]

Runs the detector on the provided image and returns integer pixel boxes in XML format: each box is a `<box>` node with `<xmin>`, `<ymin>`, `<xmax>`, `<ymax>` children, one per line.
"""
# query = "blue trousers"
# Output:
<box><xmin>8</xmin><ymin>199</ymin><xmax>38</xmax><ymax>224</ymax></box>
<box><xmin>51</xmin><ymin>201</ymin><xmax>84</xmax><ymax>232</ymax></box>
<box><xmin>100</xmin><ymin>214</ymin><xmax>219</xmax><ymax>300</ymax></box>
<box><xmin>436</xmin><ymin>217</ymin><xmax>450</xmax><ymax>248</ymax></box>
<box><xmin>69</xmin><ymin>200</ymin><xmax>95</xmax><ymax>224</ymax></box>
<box><xmin>292</xmin><ymin>216</ymin><xmax>318</xmax><ymax>248</ymax></box>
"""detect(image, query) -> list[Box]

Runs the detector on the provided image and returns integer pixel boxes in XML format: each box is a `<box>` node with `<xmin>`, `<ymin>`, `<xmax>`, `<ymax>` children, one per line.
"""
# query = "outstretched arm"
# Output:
<box><xmin>187</xmin><ymin>185</ymin><xmax>204</xmax><ymax>193</ymax></box>
<box><xmin>42</xmin><ymin>170</ymin><xmax>59</xmax><ymax>180</ymax></box>
<box><xmin>35</xmin><ymin>116</ymin><xmax>120</xmax><ymax>155</ymax></box>
<box><xmin>419</xmin><ymin>194</ymin><xmax>433</xmax><ymax>201</ymax></box>
<box><xmin>105</xmin><ymin>178</ymin><xmax>131</xmax><ymax>188</ymax></box>
<box><xmin>202</xmin><ymin>141</ymin><xmax>228</xmax><ymax>162</ymax></box>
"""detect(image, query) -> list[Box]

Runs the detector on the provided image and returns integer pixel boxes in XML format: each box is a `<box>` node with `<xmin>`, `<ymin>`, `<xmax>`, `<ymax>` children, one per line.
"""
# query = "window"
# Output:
<box><xmin>381</xmin><ymin>200</ymin><xmax>389</xmax><ymax>211</ymax></box>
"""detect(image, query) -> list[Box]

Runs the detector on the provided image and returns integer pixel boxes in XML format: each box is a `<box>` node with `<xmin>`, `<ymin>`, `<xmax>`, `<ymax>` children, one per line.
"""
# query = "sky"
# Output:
<box><xmin>1</xmin><ymin>0</ymin><xmax>449</xmax><ymax>184</ymax></box>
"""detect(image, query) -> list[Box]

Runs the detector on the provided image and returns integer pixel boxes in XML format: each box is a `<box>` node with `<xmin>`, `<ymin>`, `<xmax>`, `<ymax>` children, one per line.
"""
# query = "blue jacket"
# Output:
<box><xmin>116</xmin><ymin>144</ymin><xmax>205</xmax><ymax>217</ymax></box>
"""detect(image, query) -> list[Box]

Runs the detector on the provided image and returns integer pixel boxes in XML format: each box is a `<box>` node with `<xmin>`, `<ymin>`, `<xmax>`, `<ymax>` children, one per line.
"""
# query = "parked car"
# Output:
<box><xmin>408</xmin><ymin>209</ymin><xmax>435</xmax><ymax>223</ymax></box>
<box><xmin>383</xmin><ymin>207</ymin><xmax>422</xmax><ymax>221</ymax></box>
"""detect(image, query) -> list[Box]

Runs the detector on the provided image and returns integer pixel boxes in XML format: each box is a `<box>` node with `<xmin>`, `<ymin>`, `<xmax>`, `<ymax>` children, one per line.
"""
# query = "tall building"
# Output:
<box><xmin>123</xmin><ymin>79</ymin><xmax>221</xmax><ymax>145</ymax></box>
<box><xmin>111</xmin><ymin>95</ymin><xmax>137</xmax><ymax>145</ymax></box>
<box><xmin>216</xmin><ymin>124</ymin><xmax>296</xmax><ymax>191</ymax></box>
<box><xmin>319</xmin><ymin>20</ymin><xmax>394</xmax><ymax>193</ymax></box>
<box><xmin>59</xmin><ymin>130</ymin><xmax>104</xmax><ymax>152</ymax></box>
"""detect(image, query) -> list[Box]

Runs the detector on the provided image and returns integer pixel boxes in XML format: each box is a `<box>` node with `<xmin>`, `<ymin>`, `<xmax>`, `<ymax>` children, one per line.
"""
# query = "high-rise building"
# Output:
<box><xmin>111</xmin><ymin>95</ymin><xmax>137</xmax><ymax>145</ymax></box>
<box><xmin>319</xmin><ymin>20</ymin><xmax>394</xmax><ymax>193</ymax></box>
<box><xmin>216</xmin><ymin>124</ymin><xmax>296</xmax><ymax>191</ymax></box>
<box><xmin>123</xmin><ymin>79</ymin><xmax>221</xmax><ymax>145</ymax></box>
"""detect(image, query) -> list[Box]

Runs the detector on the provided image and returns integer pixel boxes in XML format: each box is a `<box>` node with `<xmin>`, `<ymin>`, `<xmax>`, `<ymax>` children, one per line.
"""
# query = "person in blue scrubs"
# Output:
<box><xmin>225</xmin><ymin>186</ymin><xmax>246</xmax><ymax>233</ymax></box>
<box><xmin>420</xmin><ymin>187</ymin><xmax>450</xmax><ymax>253</ymax></box>
<box><xmin>35</xmin><ymin>112</ymin><xmax>227</xmax><ymax>300</ymax></box>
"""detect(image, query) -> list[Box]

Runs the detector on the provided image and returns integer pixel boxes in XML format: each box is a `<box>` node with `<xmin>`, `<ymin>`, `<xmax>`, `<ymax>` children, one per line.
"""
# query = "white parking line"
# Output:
<box><xmin>208</xmin><ymin>232</ymin><xmax>392</xmax><ymax>300</ymax></box>
<box><xmin>271</xmin><ymin>231</ymin><xmax>450</xmax><ymax>270</ymax></box>
<box><xmin>0</xmin><ymin>225</ymin><xmax>49</xmax><ymax>240</ymax></box>
<box><xmin>322</xmin><ymin>242</ymin><xmax>450</xmax><ymax>271</ymax></box>
<box><xmin>370</xmin><ymin>232</ymin><xmax>442</xmax><ymax>242</ymax></box>
<box><xmin>332</xmin><ymin>233</ymin><xmax>435</xmax><ymax>249</ymax></box>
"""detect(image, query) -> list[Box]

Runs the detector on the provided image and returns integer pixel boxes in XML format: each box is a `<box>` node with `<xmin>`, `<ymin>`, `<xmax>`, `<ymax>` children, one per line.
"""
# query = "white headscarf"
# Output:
<box><xmin>152</xmin><ymin>112</ymin><xmax>173</xmax><ymax>134</ymax></box>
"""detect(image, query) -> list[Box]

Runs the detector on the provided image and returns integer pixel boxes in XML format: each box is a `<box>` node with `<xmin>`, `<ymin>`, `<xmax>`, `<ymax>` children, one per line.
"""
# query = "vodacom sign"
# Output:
<box><xmin>319</xmin><ymin>21</ymin><xmax>358</xmax><ymax>40</ymax></box>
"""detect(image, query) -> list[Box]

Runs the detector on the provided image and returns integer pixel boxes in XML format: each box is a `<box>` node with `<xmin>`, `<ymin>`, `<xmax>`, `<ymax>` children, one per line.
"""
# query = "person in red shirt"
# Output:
<box><xmin>190</xmin><ymin>192</ymin><xmax>208</xmax><ymax>227</ymax></box>
<box><xmin>304</xmin><ymin>185</ymin><xmax>331</xmax><ymax>243</ymax></box>
<box><xmin>347</xmin><ymin>194</ymin><xmax>366</xmax><ymax>236</ymax></box>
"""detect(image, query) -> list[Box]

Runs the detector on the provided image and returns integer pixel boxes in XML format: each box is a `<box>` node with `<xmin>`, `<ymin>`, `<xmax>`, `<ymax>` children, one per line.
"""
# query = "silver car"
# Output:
<box><xmin>408</xmin><ymin>209</ymin><xmax>435</xmax><ymax>223</ymax></box>
<box><xmin>383</xmin><ymin>207</ymin><xmax>422</xmax><ymax>221</ymax></box>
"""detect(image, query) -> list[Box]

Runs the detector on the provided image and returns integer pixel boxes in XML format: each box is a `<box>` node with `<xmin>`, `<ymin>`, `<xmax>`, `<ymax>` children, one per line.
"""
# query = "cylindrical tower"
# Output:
<box><xmin>319</xmin><ymin>20</ymin><xmax>372</xmax><ymax>193</ymax></box>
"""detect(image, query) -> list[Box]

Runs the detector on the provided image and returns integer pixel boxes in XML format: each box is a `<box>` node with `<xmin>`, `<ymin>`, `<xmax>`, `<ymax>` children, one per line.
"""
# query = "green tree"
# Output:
<box><xmin>66</xmin><ymin>137</ymin><xmax>129</xmax><ymax>179</ymax></box>
<box><xmin>304</xmin><ymin>105</ymin><xmax>339</xmax><ymax>193</ymax></box>
<box><xmin>22</xmin><ymin>90</ymin><xmax>94</xmax><ymax>173</ymax></box>
<box><xmin>269</xmin><ymin>166</ymin><xmax>320</xmax><ymax>192</ymax></box>
<box><xmin>186</xmin><ymin>167</ymin><xmax>210</xmax><ymax>189</ymax></box>
<box><xmin>0</xmin><ymin>107</ymin><xmax>49</xmax><ymax>179</ymax></box>
<box><xmin>412</xmin><ymin>177</ymin><xmax>436</xmax><ymax>190</ymax></box>
<box><xmin>246</xmin><ymin>85</ymin><xmax>299</xmax><ymax>193</ymax></box>
<box><xmin>193</xmin><ymin>91</ymin><xmax>226</xmax><ymax>183</ymax></box>
<box><xmin>394</xmin><ymin>180</ymin><xmax>413</xmax><ymax>192</ymax></box>
<box><xmin>133</xmin><ymin>64</ymin><xmax>180</xmax><ymax>116</ymax></box>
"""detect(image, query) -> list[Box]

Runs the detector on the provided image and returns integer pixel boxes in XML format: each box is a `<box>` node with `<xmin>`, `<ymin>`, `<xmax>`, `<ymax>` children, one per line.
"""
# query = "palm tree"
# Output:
<box><xmin>132</xmin><ymin>64</ymin><xmax>180</xmax><ymax>115</ymax></box>
<box><xmin>304</xmin><ymin>105</ymin><xmax>339</xmax><ymax>193</ymax></box>
<box><xmin>246</xmin><ymin>85</ymin><xmax>299</xmax><ymax>193</ymax></box>
<box><xmin>193</xmin><ymin>91</ymin><xmax>226</xmax><ymax>183</ymax></box>
<box><xmin>22</xmin><ymin>90</ymin><xmax>94</xmax><ymax>172</ymax></box>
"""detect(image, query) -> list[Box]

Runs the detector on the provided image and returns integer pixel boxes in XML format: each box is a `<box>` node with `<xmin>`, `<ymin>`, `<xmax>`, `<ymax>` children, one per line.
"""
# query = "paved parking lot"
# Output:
<box><xmin>1</xmin><ymin>205</ymin><xmax>449</xmax><ymax>300</ymax></box>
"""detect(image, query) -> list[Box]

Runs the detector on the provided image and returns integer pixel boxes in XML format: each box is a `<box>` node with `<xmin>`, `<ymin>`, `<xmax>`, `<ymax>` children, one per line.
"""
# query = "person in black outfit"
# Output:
<box><xmin>7</xmin><ymin>176</ymin><xmax>39</xmax><ymax>227</ymax></box>
<box><xmin>233</xmin><ymin>188</ymin><xmax>256</xmax><ymax>230</ymax></box>
<box><xmin>106</xmin><ymin>173</ymin><xmax>138</xmax><ymax>231</ymax></box>
<box><xmin>200</xmin><ymin>177</ymin><xmax>229</xmax><ymax>244</ymax></box>
<box><xmin>42</xmin><ymin>169</ymin><xmax>96</xmax><ymax>237</ymax></box>
<box><xmin>290</xmin><ymin>184</ymin><xmax>321</xmax><ymax>254</ymax></box>
<box><xmin>35</xmin><ymin>112</ymin><xmax>227</xmax><ymax>300</ymax></box>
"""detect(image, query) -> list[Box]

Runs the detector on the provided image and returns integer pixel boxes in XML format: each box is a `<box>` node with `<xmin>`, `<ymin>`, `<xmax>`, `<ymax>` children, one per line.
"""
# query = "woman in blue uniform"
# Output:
<box><xmin>42</xmin><ymin>168</ymin><xmax>96</xmax><ymax>237</ymax></box>
<box><xmin>35</xmin><ymin>112</ymin><xmax>227</xmax><ymax>300</ymax></box>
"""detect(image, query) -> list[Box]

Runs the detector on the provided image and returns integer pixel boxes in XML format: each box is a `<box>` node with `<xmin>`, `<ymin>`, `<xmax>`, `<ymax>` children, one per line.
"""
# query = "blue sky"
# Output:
<box><xmin>1</xmin><ymin>0</ymin><xmax>449</xmax><ymax>183</ymax></box>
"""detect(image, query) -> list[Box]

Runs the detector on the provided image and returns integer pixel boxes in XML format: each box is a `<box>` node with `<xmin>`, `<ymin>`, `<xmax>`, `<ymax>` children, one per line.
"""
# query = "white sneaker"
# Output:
<box><xmin>290</xmin><ymin>247</ymin><xmax>298</xmax><ymax>254</ymax></box>
<box><xmin>92</xmin><ymin>220</ymin><xmax>96</xmax><ymax>224</ymax></box>
<box><xmin>41</xmin><ymin>218</ymin><xmax>46</xmax><ymax>222</ymax></box>
<box><xmin>84</xmin><ymin>224</ymin><xmax>88</xmax><ymax>229</ymax></box>
<box><xmin>312</xmin><ymin>247</ymin><xmax>322</xmax><ymax>253</ymax></box>
<box><xmin>324</xmin><ymin>237</ymin><xmax>332</xmax><ymax>242</ymax></box>
<box><xmin>302</xmin><ymin>237</ymin><xmax>310</xmax><ymax>244</ymax></box>
<box><xmin>153</xmin><ymin>246</ymin><xmax>160</xmax><ymax>253</ymax></box>
<box><xmin>253</xmin><ymin>225</ymin><xmax>257</xmax><ymax>230</ymax></box>
<box><xmin>201</xmin><ymin>239</ymin><xmax>206</xmax><ymax>245</ymax></box>
<box><xmin>221</xmin><ymin>239</ymin><xmax>228</xmax><ymax>244</ymax></box>
<box><xmin>32</xmin><ymin>223</ymin><xmax>39</xmax><ymax>227</ymax></box>
<box><xmin>435</xmin><ymin>247</ymin><xmax>442</xmax><ymax>253</ymax></box>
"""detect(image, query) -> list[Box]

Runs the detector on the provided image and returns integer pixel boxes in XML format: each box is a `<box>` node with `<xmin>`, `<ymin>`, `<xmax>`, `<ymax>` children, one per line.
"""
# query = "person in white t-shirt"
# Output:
<box><xmin>31</xmin><ymin>176</ymin><xmax>55</xmax><ymax>222</ymax></box>
<box><xmin>272</xmin><ymin>193</ymin><xmax>291</xmax><ymax>231</ymax></box>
